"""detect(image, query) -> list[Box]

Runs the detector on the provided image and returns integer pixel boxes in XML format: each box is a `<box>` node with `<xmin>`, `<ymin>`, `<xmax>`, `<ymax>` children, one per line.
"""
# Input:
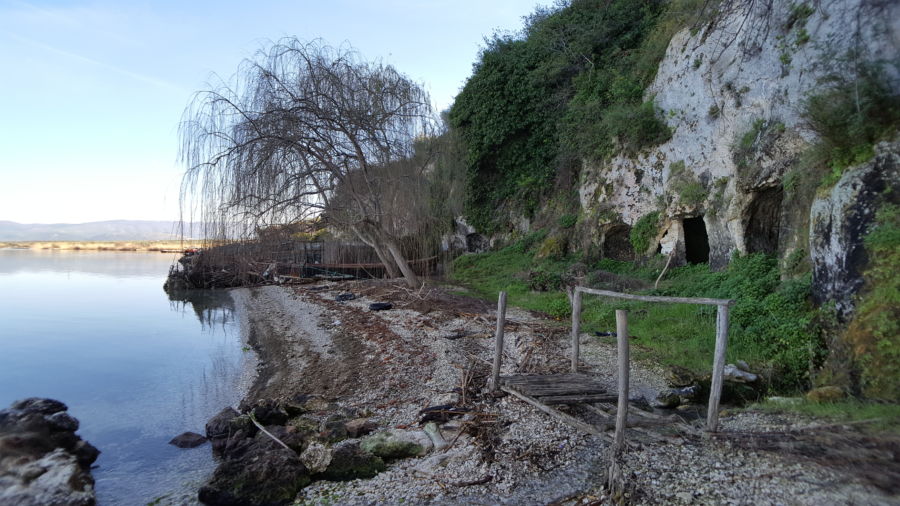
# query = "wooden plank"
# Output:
<box><xmin>539</xmin><ymin>394</ymin><xmax>619</xmax><ymax>405</ymax></box>
<box><xmin>512</xmin><ymin>385</ymin><xmax>607</xmax><ymax>396</ymax></box>
<box><xmin>501</xmin><ymin>373</ymin><xmax>604</xmax><ymax>384</ymax></box>
<box><xmin>706</xmin><ymin>304</ymin><xmax>730</xmax><ymax>432</ymax></box>
<box><xmin>490</xmin><ymin>291</ymin><xmax>508</xmax><ymax>392</ymax></box>
<box><xmin>571</xmin><ymin>290</ymin><xmax>583</xmax><ymax>372</ymax></box>
<box><xmin>614</xmin><ymin>309</ymin><xmax>629</xmax><ymax>453</ymax></box>
<box><xmin>575</xmin><ymin>287</ymin><xmax>733</xmax><ymax>307</ymax></box>
<box><xmin>501</xmin><ymin>386</ymin><xmax>610</xmax><ymax>439</ymax></box>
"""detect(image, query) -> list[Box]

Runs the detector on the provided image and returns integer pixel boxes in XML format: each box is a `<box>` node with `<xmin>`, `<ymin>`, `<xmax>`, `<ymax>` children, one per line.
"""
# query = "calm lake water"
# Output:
<box><xmin>0</xmin><ymin>249</ymin><xmax>248</xmax><ymax>505</ymax></box>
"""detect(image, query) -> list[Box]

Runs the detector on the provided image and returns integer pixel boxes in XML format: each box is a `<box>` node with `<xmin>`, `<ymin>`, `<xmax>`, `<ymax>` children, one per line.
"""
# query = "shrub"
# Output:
<box><xmin>535</xmin><ymin>235</ymin><xmax>567</xmax><ymax>260</ymax></box>
<box><xmin>630</xmin><ymin>211</ymin><xmax>661</xmax><ymax>255</ymax></box>
<box><xmin>509</xmin><ymin>229</ymin><xmax>548</xmax><ymax>253</ymax></box>
<box><xmin>801</xmin><ymin>64</ymin><xmax>900</xmax><ymax>186</ymax></box>
<box><xmin>661</xmin><ymin>254</ymin><xmax>819</xmax><ymax>390</ymax></box>
<box><xmin>558</xmin><ymin>214</ymin><xmax>578</xmax><ymax>229</ymax></box>
<box><xmin>848</xmin><ymin>204</ymin><xmax>900</xmax><ymax>400</ymax></box>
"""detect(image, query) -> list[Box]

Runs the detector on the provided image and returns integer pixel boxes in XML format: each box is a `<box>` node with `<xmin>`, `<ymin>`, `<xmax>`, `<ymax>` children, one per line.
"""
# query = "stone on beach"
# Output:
<box><xmin>360</xmin><ymin>429</ymin><xmax>431</xmax><ymax>460</ymax></box>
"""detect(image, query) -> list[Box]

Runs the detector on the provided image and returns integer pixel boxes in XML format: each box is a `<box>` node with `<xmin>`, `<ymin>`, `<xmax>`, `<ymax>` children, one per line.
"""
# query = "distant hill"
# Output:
<box><xmin>0</xmin><ymin>220</ymin><xmax>192</xmax><ymax>241</ymax></box>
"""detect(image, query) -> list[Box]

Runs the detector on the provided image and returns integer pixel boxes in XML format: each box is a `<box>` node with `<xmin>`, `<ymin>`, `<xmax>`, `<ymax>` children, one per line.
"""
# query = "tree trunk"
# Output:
<box><xmin>372</xmin><ymin>243</ymin><xmax>401</xmax><ymax>279</ymax></box>
<box><xmin>385</xmin><ymin>238</ymin><xmax>419</xmax><ymax>288</ymax></box>
<box><xmin>351</xmin><ymin>224</ymin><xmax>401</xmax><ymax>279</ymax></box>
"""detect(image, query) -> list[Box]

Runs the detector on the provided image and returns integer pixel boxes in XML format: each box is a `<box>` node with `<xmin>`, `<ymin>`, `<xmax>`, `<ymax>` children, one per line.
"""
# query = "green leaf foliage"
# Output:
<box><xmin>630</xmin><ymin>211</ymin><xmax>660</xmax><ymax>255</ymax></box>
<box><xmin>450</xmin><ymin>0</ymin><xmax>709</xmax><ymax>232</ymax></box>
<box><xmin>801</xmin><ymin>64</ymin><xmax>900</xmax><ymax>186</ymax></box>
<box><xmin>849</xmin><ymin>203</ymin><xmax>900</xmax><ymax>401</ymax></box>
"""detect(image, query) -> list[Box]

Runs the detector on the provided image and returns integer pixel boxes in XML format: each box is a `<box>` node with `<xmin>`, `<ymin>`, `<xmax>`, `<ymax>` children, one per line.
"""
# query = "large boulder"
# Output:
<box><xmin>321</xmin><ymin>440</ymin><xmax>385</xmax><ymax>481</ymax></box>
<box><xmin>0</xmin><ymin>398</ymin><xmax>99</xmax><ymax>506</ymax></box>
<box><xmin>810</xmin><ymin>140</ymin><xmax>900</xmax><ymax>318</ymax></box>
<box><xmin>206</xmin><ymin>407</ymin><xmax>240</xmax><ymax>439</ymax></box>
<box><xmin>360</xmin><ymin>429</ymin><xmax>431</xmax><ymax>460</ymax></box>
<box><xmin>198</xmin><ymin>446</ymin><xmax>310</xmax><ymax>506</ymax></box>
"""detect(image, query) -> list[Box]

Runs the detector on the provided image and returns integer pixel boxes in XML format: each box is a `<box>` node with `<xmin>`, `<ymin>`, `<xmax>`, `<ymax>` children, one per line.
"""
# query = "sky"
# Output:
<box><xmin>0</xmin><ymin>0</ymin><xmax>546</xmax><ymax>224</ymax></box>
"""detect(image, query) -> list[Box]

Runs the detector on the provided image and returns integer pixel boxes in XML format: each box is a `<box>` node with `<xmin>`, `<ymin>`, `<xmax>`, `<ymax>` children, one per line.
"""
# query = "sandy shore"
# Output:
<box><xmin>225</xmin><ymin>282</ymin><xmax>898</xmax><ymax>505</ymax></box>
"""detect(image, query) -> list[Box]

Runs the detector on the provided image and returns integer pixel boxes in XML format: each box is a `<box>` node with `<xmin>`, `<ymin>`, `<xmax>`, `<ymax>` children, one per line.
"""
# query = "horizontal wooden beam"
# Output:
<box><xmin>575</xmin><ymin>287</ymin><xmax>733</xmax><ymax>307</ymax></box>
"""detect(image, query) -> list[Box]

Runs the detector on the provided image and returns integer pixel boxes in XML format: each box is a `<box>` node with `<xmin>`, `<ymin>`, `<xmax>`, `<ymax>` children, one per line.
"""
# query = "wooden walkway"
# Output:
<box><xmin>498</xmin><ymin>373</ymin><xmax>696</xmax><ymax>440</ymax></box>
<box><xmin>500</xmin><ymin>373</ymin><xmax>617</xmax><ymax>405</ymax></box>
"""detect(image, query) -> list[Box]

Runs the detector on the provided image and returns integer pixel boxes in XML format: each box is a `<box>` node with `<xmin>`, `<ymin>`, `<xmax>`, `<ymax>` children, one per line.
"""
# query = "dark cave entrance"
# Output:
<box><xmin>603</xmin><ymin>225</ymin><xmax>634</xmax><ymax>261</ymax></box>
<box><xmin>746</xmin><ymin>187</ymin><xmax>784</xmax><ymax>255</ymax></box>
<box><xmin>683</xmin><ymin>216</ymin><xmax>710</xmax><ymax>264</ymax></box>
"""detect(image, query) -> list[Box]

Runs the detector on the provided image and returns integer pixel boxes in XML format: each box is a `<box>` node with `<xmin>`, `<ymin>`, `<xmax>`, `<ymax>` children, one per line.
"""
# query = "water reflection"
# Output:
<box><xmin>0</xmin><ymin>251</ymin><xmax>246</xmax><ymax>505</ymax></box>
<box><xmin>167</xmin><ymin>288</ymin><xmax>235</xmax><ymax>328</ymax></box>
<box><xmin>0</xmin><ymin>248</ymin><xmax>179</xmax><ymax>278</ymax></box>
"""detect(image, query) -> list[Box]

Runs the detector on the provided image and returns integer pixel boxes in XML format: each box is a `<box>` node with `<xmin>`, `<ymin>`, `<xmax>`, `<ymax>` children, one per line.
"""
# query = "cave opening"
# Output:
<box><xmin>603</xmin><ymin>225</ymin><xmax>634</xmax><ymax>261</ymax></box>
<box><xmin>746</xmin><ymin>187</ymin><xmax>784</xmax><ymax>255</ymax></box>
<box><xmin>683</xmin><ymin>216</ymin><xmax>710</xmax><ymax>264</ymax></box>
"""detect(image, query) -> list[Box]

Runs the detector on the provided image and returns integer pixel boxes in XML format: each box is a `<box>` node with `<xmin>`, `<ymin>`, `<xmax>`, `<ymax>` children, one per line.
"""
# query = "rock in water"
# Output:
<box><xmin>0</xmin><ymin>398</ymin><xmax>99</xmax><ymax>506</ymax></box>
<box><xmin>206</xmin><ymin>407</ymin><xmax>240</xmax><ymax>439</ymax></box>
<box><xmin>169</xmin><ymin>431</ymin><xmax>208</xmax><ymax>448</ymax></box>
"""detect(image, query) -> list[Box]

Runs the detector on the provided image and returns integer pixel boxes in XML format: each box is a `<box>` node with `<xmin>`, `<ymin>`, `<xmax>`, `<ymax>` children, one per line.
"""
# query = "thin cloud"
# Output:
<box><xmin>3</xmin><ymin>31</ymin><xmax>185</xmax><ymax>94</ymax></box>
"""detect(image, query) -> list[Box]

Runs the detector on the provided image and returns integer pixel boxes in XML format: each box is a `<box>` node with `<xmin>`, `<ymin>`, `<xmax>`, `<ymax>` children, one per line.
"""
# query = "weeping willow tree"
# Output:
<box><xmin>179</xmin><ymin>38</ymin><xmax>439</xmax><ymax>287</ymax></box>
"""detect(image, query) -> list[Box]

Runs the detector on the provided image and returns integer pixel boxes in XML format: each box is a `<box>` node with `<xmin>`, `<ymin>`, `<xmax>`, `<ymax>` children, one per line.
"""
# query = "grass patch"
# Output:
<box><xmin>451</xmin><ymin>237</ymin><xmax>573</xmax><ymax>320</ymax></box>
<box><xmin>452</xmin><ymin>244</ymin><xmax>822</xmax><ymax>393</ymax></box>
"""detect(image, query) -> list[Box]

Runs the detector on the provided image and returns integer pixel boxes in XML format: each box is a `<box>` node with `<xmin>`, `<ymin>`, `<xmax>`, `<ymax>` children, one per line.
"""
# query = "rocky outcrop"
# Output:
<box><xmin>441</xmin><ymin>216</ymin><xmax>489</xmax><ymax>254</ymax></box>
<box><xmin>577</xmin><ymin>0</ymin><xmax>899</xmax><ymax>269</ymax></box>
<box><xmin>810</xmin><ymin>140</ymin><xmax>900</xmax><ymax>318</ymax></box>
<box><xmin>199</xmin><ymin>399</ymin><xmax>434</xmax><ymax>505</ymax></box>
<box><xmin>0</xmin><ymin>398</ymin><xmax>100</xmax><ymax>506</ymax></box>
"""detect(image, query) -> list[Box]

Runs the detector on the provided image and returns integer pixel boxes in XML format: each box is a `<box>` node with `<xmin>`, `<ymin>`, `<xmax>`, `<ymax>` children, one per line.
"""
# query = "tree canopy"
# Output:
<box><xmin>179</xmin><ymin>38</ymin><xmax>438</xmax><ymax>286</ymax></box>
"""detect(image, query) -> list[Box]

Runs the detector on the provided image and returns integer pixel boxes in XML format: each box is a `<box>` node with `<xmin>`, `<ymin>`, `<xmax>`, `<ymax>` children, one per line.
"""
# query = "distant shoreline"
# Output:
<box><xmin>0</xmin><ymin>240</ymin><xmax>200</xmax><ymax>252</ymax></box>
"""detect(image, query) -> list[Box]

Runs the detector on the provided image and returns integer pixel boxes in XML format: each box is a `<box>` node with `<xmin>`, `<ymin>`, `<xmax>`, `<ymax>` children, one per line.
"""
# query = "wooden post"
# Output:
<box><xmin>706</xmin><ymin>304</ymin><xmax>730</xmax><ymax>431</ymax></box>
<box><xmin>491</xmin><ymin>291</ymin><xmax>508</xmax><ymax>392</ymax></box>
<box><xmin>571</xmin><ymin>289</ymin><xmax>583</xmax><ymax>373</ymax></box>
<box><xmin>614</xmin><ymin>309</ymin><xmax>629</xmax><ymax>453</ymax></box>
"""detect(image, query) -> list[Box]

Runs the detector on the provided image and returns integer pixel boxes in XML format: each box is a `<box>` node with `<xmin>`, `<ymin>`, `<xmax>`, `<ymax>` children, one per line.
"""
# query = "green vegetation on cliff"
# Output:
<box><xmin>449</xmin><ymin>0</ymin><xmax>710</xmax><ymax>231</ymax></box>
<box><xmin>847</xmin><ymin>204</ymin><xmax>900</xmax><ymax>401</ymax></box>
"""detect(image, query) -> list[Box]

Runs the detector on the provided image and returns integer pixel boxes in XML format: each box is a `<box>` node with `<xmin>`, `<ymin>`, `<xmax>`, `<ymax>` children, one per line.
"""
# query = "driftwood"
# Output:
<box><xmin>248</xmin><ymin>413</ymin><xmax>296</xmax><ymax>454</ymax></box>
<box><xmin>490</xmin><ymin>292</ymin><xmax>507</xmax><ymax>392</ymax></box>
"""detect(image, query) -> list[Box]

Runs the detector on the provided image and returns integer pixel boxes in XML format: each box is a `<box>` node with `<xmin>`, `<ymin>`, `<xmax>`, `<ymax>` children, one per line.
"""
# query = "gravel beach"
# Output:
<box><xmin>226</xmin><ymin>282</ymin><xmax>898</xmax><ymax>505</ymax></box>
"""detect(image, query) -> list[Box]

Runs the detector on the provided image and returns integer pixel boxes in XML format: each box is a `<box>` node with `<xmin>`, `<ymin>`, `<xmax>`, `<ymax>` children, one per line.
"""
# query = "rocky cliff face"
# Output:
<box><xmin>810</xmin><ymin>139</ymin><xmax>900</xmax><ymax>318</ymax></box>
<box><xmin>577</xmin><ymin>0</ymin><xmax>900</xmax><ymax>270</ymax></box>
